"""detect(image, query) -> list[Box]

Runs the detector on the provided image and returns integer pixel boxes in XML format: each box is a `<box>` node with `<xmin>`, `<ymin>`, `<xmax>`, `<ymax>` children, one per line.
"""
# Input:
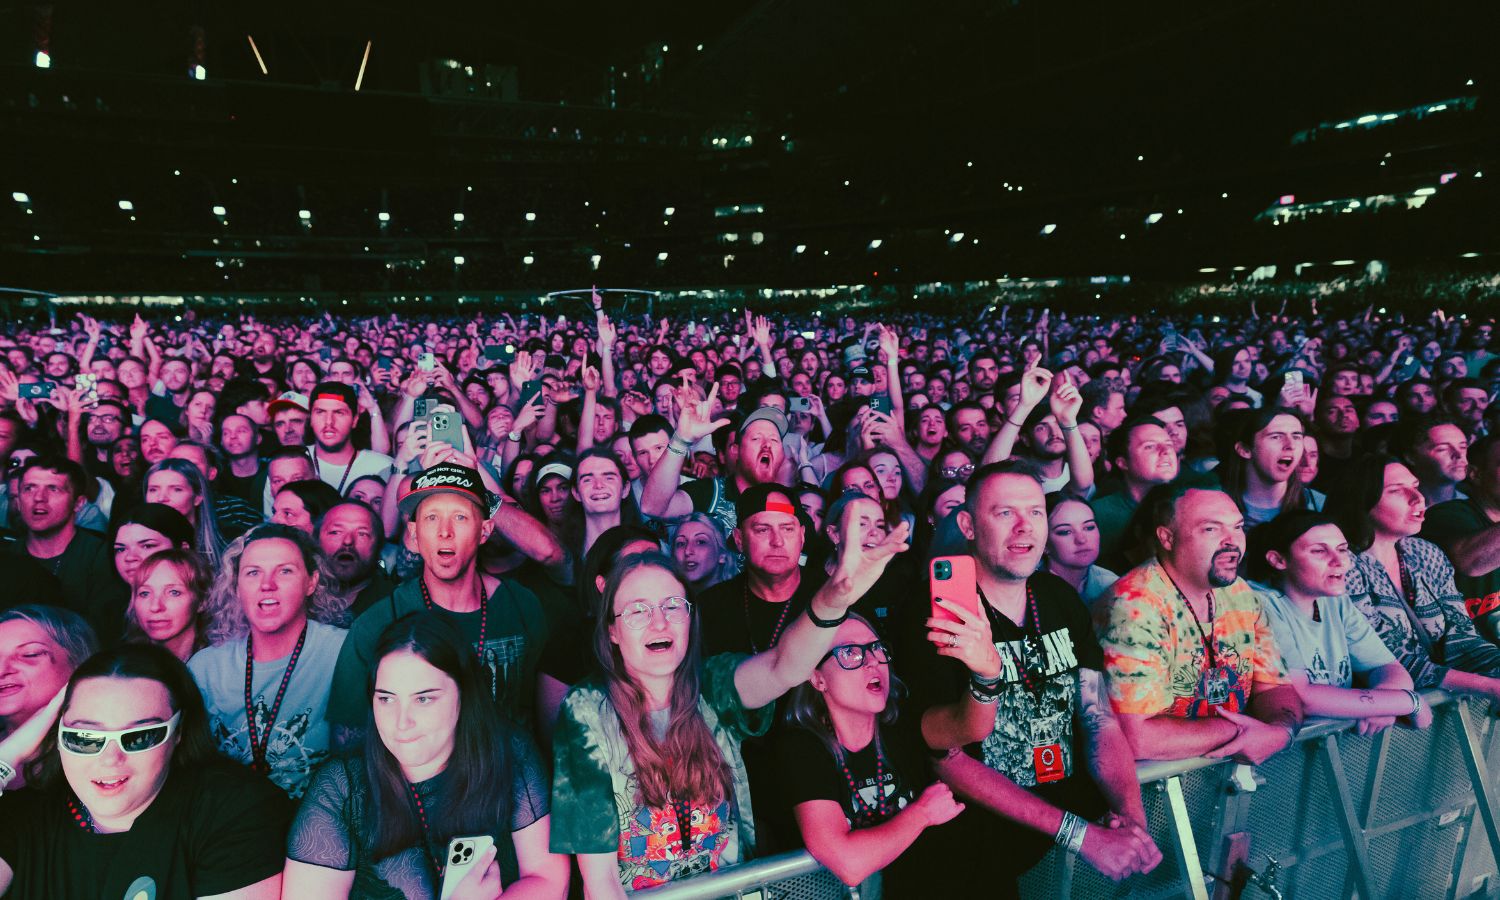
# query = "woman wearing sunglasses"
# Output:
<box><xmin>284</xmin><ymin>613</ymin><xmax>568</xmax><ymax>899</ymax></box>
<box><xmin>774</xmin><ymin>614</ymin><xmax>971</xmax><ymax>891</ymax></box>
<box><xmin>551</xmin><ymin>511</ymin><xmax>908</xmax><ymax>895</ymax></box>
<box><xmin>0</xmin><ymin>643</ymin><xmax>289</xmax><ymax>899</ymax></box>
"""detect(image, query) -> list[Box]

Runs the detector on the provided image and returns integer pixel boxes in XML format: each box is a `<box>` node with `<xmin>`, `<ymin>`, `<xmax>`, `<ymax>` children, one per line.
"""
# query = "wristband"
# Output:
<box><xmin>1059</xmin><ymin>423</ymin><xmax>1079</xmax><ymax>432</ymax></box>
<box><xmin>806</xmin><ymin>606</ymin><xmax>848</xmax><ymax>629</ymax></box>
<box><xmin>971</xmin><ymin>671</ymin><xmax>1003</xmax><ymax>688</ymax></box>
<box><xmin>0</xmin><ymin>757</ymin><xmax>15</xmax><ymax>792</ymax></box>
<box><xmin>1054</xmin><ymin>811</ymin><xmax>1088</xmax><ymax>854</ymax></box>
<box><xmin>968</xmin><ymin>676</ymin><xmax>1003</xmax><ymax>704</ymax></box>
<box><xmin>506</xmin><ymin>430</ymin><xmax>523</xmax><ymax>443</ymax></box>
<box><xmin>666</xmin><ymin>436</ymin><xmax>691</xmax><ymax>457</ymax></box>
<box><xmin>1006</xmin><ymin>418</ymin><xmax>1025</xmax><ymax>429</ymax></box>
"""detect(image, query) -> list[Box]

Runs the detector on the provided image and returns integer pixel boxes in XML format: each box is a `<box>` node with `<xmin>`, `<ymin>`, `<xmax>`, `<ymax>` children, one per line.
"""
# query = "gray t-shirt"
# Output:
<box><xmin>188</xmin><ymin>620</ymin><xmax>348</xmax><ymax>798</ymax></box>
<box><xmin>1256</xmin><ymin>586</ymin><xmax>1395</xmax><ymax>687</ymax></box>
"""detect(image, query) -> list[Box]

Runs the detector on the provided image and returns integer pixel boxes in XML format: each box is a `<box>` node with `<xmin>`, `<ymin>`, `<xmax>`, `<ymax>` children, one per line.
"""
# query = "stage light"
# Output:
<box><xmin>212</xmin><ymin>205</ymin><xmax>226</xmax><ymax>216</ymax></box>
<box><xmin>795</xmin><ymin>245</ymin><xmax>807</xmax><ymax>254</ymax></box>
<box><xmin>192</xmin><ymin>65</ymin><xmax>206</xmax><ymax>81</ymax></box>
<box><xmin>118</xmin><ymin>200</ymin><xmax>134</xmax><ymax>211</ymax></box>
<box><xmin>1145</xmin><ymin>212</ymin><xmax>1163</xmax><ymax>224</ymax></box>
<box><xmin>950</xmin><ymin>232</ymin><xmax>965</xmax><ymax>243</ymax></box>
<box><xmin>34</xmin><ymin>51</ymin><xmax>50</xmax><ymax>69</ymax></box>
<box><xmin>523</xmin><ymin>255</ymin><xmax>534</xmax><ymax>265</ymax></box>
<box><xmin>1040</xmin><ymin>224</ymin><xmax>1057</xmax><ymax>235</ymax></box>
<box><xmin>11</xmin><ymin>192</ymin><xmax>28</xmax><ymax>204</ymax></box>
<box><xmin>1380</xmin><ymin>113</ymin><xmax>1397</xmax><ymax>121</ymax></box>
<box><xmin>663</xmin><ymin>207</ymin><xmax>675</xmax><ymax>216</ymax></box>
<box><xmin>1356</xmin><ymin>114</ymin><xmax>1378</xmax><ymax>124</ymax></box>
<box><xmin>298</xmin><ymin>209</ymin><xmax>312</xmax><ymax>220</ymax></box>
<box><xmin>590</xmin><ymin>254</ymin><xmax>602</xmax><ymax>269</ymax></box>
<box><xmin>868</xmin><ymin>239</ymin><xmax>882</xmax><ymax>250</ymax></box>
<box><xmin>1413</xmin><ymin>187</ymin><xmax>1436</xmax><ymax>196</ymax></box>
<box><xmin>524</xmin><ymin>212</ymin><xmax>536</xmax><ymax>221</ymax></box>
<box><xmin>453</xmin><ymin>256</ymin><xmax>465</xmax><ymax>265</ymax></box>
<box><xmin>1332</xmin><ymin>259</ymin><xmax>1356</xmax><ymax>265</ymax></box>
<box><xmin>657</xmin><ymin>252</ymin><xmax>669</xmax><ymax>262</ymax></box>
<box><xmin>377</xmin><ymin>212</ymin><xmax>390</xmax><ymax>222</ymax></box>
<box><xmin>1199</xmin><ymin>267</ymin><xmax>1217</xmax><ymax>273</ymax></box>
<box><xmin>453</xmin><ymin>213</ymin><xmax>465</xmax><ymax>222</ymax></box>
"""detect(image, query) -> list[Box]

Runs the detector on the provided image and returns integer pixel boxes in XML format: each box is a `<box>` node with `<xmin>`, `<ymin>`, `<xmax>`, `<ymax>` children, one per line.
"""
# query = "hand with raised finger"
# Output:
<box><xmin>1049</xmin><ymin>370</ymin><xmax>1081</xmax><ymax>427</ymax></box>
<box><xmin>582</xmin><ymin>365</ymin><xmax>601</xmax><ymax>395</ymax></box>
<box><xmin>674</xmin><ymin>381</ymin><xmax>731</xmax><ymax>444</ymax></box>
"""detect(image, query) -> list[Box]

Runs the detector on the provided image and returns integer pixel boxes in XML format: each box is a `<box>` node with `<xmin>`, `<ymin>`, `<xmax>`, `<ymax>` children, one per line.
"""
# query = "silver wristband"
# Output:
<box><xmin>0</xmin><ymin>757</ymin><xmax>16</xmax><ymax>792</ymax></box>
<box><xmin>1054</xmin><ymin>811</ymin><xmax>1088</xmax><ymax>854</ymax></box>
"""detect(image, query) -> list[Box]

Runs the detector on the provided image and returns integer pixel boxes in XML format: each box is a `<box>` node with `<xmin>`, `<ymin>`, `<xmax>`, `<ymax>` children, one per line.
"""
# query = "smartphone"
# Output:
<box><xmin>519</xmin><ymin>380</ymin><xmax>542</xmax><ymax>405</ymax></box>
<box><xmin>74</xmin><ymin>373</ymin><xmax>99</xmax><ymax>407</ymax></box>
<box><xmin>484</xmin><ymin>344</ymin><xmax>517</xmax><ymax>364</ymax></box>
<box><xmin>1284</xmin><ymin>369</ymin><xmax>1303</xmax><ymax>390</ymax></box>
<box><xmin>375</xmin><ymin>356</ymin><xmax>395</xmax><ymax>372</ymax></box>
<box><xmin>428</xmin><ymin>409</ymin><xmax>465</xmax><ymax>451</ymax></box>
<box><xmin>96</xmin><ymin>336</ymin><xmax>113</xmax><ymax>353</ymax></box>
<box><xmin>17</xmin><ymin>382</ymin><xmax>54</xmax><ymax>400</ymax></box>
<box><xmin>931</xmin><ymin>556</ymin><xmax>981</xmax><ymax>625</ymax></box>
<box><xmin>413</xmin><ymin>397</ymin><xmax>433</xmax><ymax>419</ymax></box>
<box><xmin>867</xmin><ymin>395</ymin><xmax>891</xmax><ymax>415</ymax></box>
<box><xmin>439</xmin><ymin>835</ymin><xmax>498</xmax><ymax>900</ymax></box>
<box><xmin>789</xmin><ymin>396</ymin><xmax>813</xmax><ymax>413</ymax></box>
<box><xmin>419</xmin><ymin>353</ymin><xmax>436</xmax><ymax>372</ymax></box>
<box><xmin>801</xmin><ymin>330</ymin><xmax>816</xmax><ymax>339</ymax></box>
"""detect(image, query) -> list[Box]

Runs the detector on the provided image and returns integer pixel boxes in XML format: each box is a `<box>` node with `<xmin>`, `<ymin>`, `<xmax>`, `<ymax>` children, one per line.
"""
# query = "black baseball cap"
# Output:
<box><xmin>309</xmin><ymin>381</ymin><xmax>357</xmax><ymax>413</ymax></box>
<box><xmin>398</xmin><ymin>462</ymin><xmax>496</xmax><ymax>519</ymax></box>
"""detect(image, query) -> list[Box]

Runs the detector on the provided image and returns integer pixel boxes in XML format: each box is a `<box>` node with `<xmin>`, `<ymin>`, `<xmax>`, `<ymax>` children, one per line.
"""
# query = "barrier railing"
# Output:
<box><xmin>640</xmin><ymin>689</ymin><xmax>1499</xmax><ymax>900</ymax></box>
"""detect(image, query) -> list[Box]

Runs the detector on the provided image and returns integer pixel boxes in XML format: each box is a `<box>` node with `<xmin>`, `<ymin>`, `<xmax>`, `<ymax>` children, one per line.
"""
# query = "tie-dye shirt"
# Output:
<box><xmin>549</xmin><ymin>653</ymin><xmax>772</xmax><ymax>892</ymax></box>
<box><xmin>1095</xmin><ymin>560</ymin><xmax>1287</xmax><ymax>719</ymax></box>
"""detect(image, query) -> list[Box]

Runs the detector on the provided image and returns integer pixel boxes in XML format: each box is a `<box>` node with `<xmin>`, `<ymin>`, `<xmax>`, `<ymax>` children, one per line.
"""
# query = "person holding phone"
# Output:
<box><xmin>550</xmin><ymin>512</ymin><xmax>908</xmax><ymax>894</ymax></box>
<box><xmin>285</xmin><ymin>613</ymin><xmax>568</xmax><ymax>900</ymax></box>
<box><xmin>908</xmin><ymin>461</ymin><xmax>1161</xmax><ymax>890</ymax></box>
<box><xmin>0</xmin><ymin>643</ymin><xmax>290</xmax><ymax>899</ymax></box>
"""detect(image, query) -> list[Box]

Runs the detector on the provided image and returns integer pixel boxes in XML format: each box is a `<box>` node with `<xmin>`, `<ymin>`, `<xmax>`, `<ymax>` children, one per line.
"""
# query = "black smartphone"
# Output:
<box><xmin>484</xmin><ymin>344</ymin><xmax>517</xmax><ymax>364</ymax></box>
<box><xmin>867</xmin><ymin>395</ymin><xmax>891</xmax><ymax>414</ymax></box>
<box><xmin>413</xmin><ymin>397</ymin><xmax>433</xmax><ymax>419</ymax></box>
<box><xmin>519</xmin><ymin>380</ymin><xmax>543</xmax><ymax>405</ymax></box>
<box><xmin>18</xmin><ymin>382</ymin><xmax>54</xmax><ymax>400</ymax></box>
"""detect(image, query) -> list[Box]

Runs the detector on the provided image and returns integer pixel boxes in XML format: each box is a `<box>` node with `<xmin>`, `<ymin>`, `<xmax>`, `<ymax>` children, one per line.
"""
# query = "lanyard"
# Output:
<box><xmin>420</xmin><ymin>574</ymin><xmax>488</xmax><ymax>656</ymax></box>
<box><xmin>977</xmin><ymin>582</ymin><xmax>1049</xmax><ymax>699</ymax></box>
<box><xmin>405</xmin><ymin>780</ymin><xmax>445</xmax><ymax>877</ymax></box>
<box><xmin>1163</xmin><ymin>571</ymin><xmax>1216</xmax><ymax>668</ymax></box>
<box><xmin>744</xmin><ymin>580</ymin><xmax>793</xmax><ymax>654</ymax></box>
<box><xmin>840</xmin><ymin>732</ymin><xmax>889</xmax><ymax>825</ymax></box>
<box><xmin>244</xmin><ymin>625</ymin><xmax>308</xmax><ymax>775</ymax></box>
<box><xmin>315</xmin><ymin>447</ymin><xmax>356</xmax><ymax>494</ymax></box>
<box><xmin>1396</xmin><ymin>551</ymin><xmax>1418</xmax><ymax>609</ymax></box>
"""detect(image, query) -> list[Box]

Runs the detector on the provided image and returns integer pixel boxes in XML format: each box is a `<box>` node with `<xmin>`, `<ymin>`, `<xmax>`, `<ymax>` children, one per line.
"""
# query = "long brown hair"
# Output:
<box><xmin>592</xmin><ymin>551</ymin><xmax>733</xmax><ymax>809</ymax></box>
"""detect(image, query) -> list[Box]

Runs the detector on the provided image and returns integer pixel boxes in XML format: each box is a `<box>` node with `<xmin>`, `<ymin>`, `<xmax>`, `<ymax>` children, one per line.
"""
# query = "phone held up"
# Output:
<box><xmin>439</xmin><ymin>835</ymin><xmax>497</xmax><ymax>900</ymax></box>
<box><xmin>930</xmin><ymin>556</ymin><xmax>981</xmax><ymax>625</ymax></box>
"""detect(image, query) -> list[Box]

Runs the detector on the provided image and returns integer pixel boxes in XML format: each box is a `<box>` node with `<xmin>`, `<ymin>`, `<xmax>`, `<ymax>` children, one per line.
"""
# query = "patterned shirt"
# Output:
<box><xmin>1096</xmin><ymin>559</ymin><xmax>1287</xmax><ymax>718</ymax></box>
<box><xmin>1343</xmin><ymin>538</ymin><xmax>1500</xmax><ymax>688</ymax></box>
<box><xmin>549</xmin><ymin>654</ymin><xmax>772</xmax><ymax>892</ymax></box>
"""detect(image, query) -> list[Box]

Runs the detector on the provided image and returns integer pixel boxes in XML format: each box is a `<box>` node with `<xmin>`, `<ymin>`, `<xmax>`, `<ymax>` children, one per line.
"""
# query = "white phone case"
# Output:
<box><xmin>439</xmin><ymin>835</ymin><xmax>497</xmax><ymax>900</ymax></box>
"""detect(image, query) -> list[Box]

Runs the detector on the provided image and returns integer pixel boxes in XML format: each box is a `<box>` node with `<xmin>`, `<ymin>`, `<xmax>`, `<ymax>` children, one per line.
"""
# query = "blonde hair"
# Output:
<box><xmin>203</xmin><ymin>524</ymin><xmax>348</xmax><ymax>646</ymax></box>
<box><xmin>125</xmin><ymin>549</ymin><xmax>216</xmax><ymax>654</ymax></box>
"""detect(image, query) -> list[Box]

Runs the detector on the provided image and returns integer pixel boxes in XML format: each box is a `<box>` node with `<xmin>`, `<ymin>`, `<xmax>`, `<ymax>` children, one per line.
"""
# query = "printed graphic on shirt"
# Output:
<box><xmin>209</xmin><ymin>699</ymin><xmax>325</xmax><ymax>798</ymax></box>
<box><xmin>981</xmin><ymin>627</ymin><xmax>1081</xmax><ymax>787</ymax></box>
<box><xmin>619</xmin><ymin>799</ymin><xmax>731</xmax><ymax>891</ymax></box>
<box><xmin>479</xmin><ymin>635</ymin><xmax>527</xmax><ymax>717</ymax></box>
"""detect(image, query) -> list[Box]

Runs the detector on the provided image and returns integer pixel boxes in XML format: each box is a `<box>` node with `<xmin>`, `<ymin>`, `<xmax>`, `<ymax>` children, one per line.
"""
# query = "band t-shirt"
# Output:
<box><xmin>1423</xmin><ymin>497</ymin><xmax>1500</xmax><ymax>640</ymax></box>
<box><xmin>188</xmin><ymin>620</ymin><xmax>348</xmax><ymax>798</ymax></box>
<box><xmin>0</xmin><ymin>761</ymin><xmax>291</xmax><ymax>900</ymax></box>
<box><xmin>287</xmin><ymin>732</ymin><xmax>550</xmax><ymax>899</ymax></box>
<box><xmin>1256</xmin><ymin>586</ymin><xmax>1397</xmax><ymax>687</ymax></box>
<box><xmin>328</xmin><ymin>576</ymin><xmax>551</xmax><ymax>731</ymax></box>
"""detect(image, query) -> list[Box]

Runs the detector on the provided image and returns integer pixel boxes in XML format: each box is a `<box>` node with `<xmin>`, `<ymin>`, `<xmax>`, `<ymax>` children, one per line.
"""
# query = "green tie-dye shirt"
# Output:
<box><xmin>549</xmin><ymin>653</ymin><xmax>773</xmax><ymax>892</ymax></box>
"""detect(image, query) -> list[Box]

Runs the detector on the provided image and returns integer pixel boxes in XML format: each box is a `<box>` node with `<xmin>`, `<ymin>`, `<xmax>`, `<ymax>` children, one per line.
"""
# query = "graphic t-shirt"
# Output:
<box><xmin>287</xmin><ymin>732</ymin><xmax>549</xmax><ymax>899</ymax></box>
<box><xmin>1095</xmin><ymin>560</ymin><xmax>1287</xmax><ymax>720</ymax></box>
<box><xmin>550</xmin><ymin>653</ymin><xmax>773</xmax><ymax>892</ymax></box>
<box><xmin>0</xmin><ymin>761</ymin><xmax>291</xmax><ymax>900</ymax></box>
<box><xmin>682</xmin><ymin>477</ymin><xmax>743</xmax><ymax>537</ymax></box>
<box><xmin>1423</xmin><ymin>497</ymin><xmax>1500</xmax><ymax>639</ymax></box>
<box><xmin>328</xmin><ymin>575</ymin><xmax>551</xmax><ymax>730</ymax></box>
<box><xmin>1256</xmin><ymin>586</ymin><xmax>1397</xmax><ymax>687</ymax></box>
<box><xmin>188</xmin><ymin>620</ymin><xmax>347</xmax><ymax>798</ymax></box>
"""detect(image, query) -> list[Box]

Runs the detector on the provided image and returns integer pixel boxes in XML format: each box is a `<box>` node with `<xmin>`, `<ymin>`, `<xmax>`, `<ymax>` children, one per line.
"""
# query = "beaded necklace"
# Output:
<box><xmin>244</xmin><ymin>624</ymin><xmax>308</xmax><ymax>775</ymax></box>
<box><xmin>978</xmin><ymin>582</ymin><xmax>1049</xmax><ymax>699</ymax></box>
<box><xmin>744</xmin><ymin>580</ymin><xmax>793</xmax><ymax>653</ymax></box>
<box><xmin>420</xmin><ymin>573</ymin><xmax>488</xmax><ymax>657</ymax></box>
<box><xmin>840</xmin><ymin>731</ymin><xmax>889</xmax><ymax>825</ymax></box>
<box><xmin>405</xmin><ymin>780</ymin><xmax>444</xmax><ymax>876</ymax></box>
<box><xmin>66</xmin><ymin>797</ymin><xmax>96</xmax><ymax>833</ymax></box>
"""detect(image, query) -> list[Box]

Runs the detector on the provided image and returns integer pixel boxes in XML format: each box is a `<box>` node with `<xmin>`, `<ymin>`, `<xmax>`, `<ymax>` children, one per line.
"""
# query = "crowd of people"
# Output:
<box><xmin>0</xmin><ymin>291</ymin><xmax>1495</xmax><ymax>897</ymax></box>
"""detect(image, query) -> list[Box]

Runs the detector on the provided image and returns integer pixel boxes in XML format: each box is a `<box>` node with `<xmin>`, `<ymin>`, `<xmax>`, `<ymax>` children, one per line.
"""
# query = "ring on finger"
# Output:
<box><xmin>948</xmin><ymin>634</ymin><xmax>959</xmax><ymax>648</ymax></box>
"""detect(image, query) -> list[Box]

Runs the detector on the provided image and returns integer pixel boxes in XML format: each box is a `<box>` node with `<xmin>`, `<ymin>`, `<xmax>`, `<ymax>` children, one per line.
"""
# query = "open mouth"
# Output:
<box><xmin>865</xmin><ymin>675</ymin><xmax>884</xmax><ymax>693</ymax></box>
<box><xmin>1276</xmin><ymin>456</ymin><xmax>1296</xmax><ymax>469</ymax></box>
<box><xmin>758</xmin><ymin>451</ymin><xmax>773</xmax><ymax>468</ymax></box>
<box><xmin>92</xmin><ymin>776</ymin><xmax>130</xmax><ymax>794</ymax></box>
<box><xmin>257</xmin><ymin>597</ymin><xmax>281</xmax><ymax>612</ymax></box>
<box><xmin>1007</xmin><ymin>543</ymin><xmax>1035</xmax><ymax>555</ymax></box>
<box><xmin>0</xmin><ymin>682</ymin><xmax>22</xmax><ymax>697</ymax></box>
<box><xmin>645</xmin><ymin>637</ymin><xmax>675</xmax><ymax>653</ymax></box>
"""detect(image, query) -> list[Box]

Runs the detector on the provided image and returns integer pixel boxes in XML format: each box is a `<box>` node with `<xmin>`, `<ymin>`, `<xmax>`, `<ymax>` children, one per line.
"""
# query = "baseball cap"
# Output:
<box><xmin>739</xmin><ymin>406</ymin><xmax>788</xmax><ymax>439</ymax></box>
<box><xmin>398</xmin><ymin>462</ymin><xmax>496</xmax><ymax>519</ymax></box>
<box><xmin>536</xmin><ymin>461</ymin><xmax>574</xmax><ymax>484</ymax></box>
<box><xmin>267</xmin><ymin>391</ymin><xmax>310</xmax><ymax>416</ymax></box>
<box><xmin>309</xmin><ymin>382</ymin><xmax>357</xmax><ymax>413</ymax></box>
<box><xmin>735</xmin><ymin>482</ymin><xmax>800</xmax><ymax>525</ymax></box>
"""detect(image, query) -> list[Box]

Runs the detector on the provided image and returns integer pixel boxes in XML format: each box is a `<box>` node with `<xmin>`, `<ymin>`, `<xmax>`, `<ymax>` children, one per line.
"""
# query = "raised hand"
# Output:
<box><xmin>511</xmin><ymin>393</ymin><xmax>546</xmax><ymax>433</ymax></box>
<box><xmin>827</xmin><ymin>513</ymin><xmax>911</xmax><ymax>609</ymax></box>
<box><xmin>926</xmin><ymin>597</ymin><xmax>1001</xmax><ymax>680</ymax></box>
<box><xmin>597</xmin><ymin>314</ymin><xmax>617</xmax><ymax>352</ymax></box>
<box><xmin>752</xmin><ymin>314</ymin><xmax>773</xmax><ymax>348</ymax></box>
<box><xmin>1017</xmin><ymin>366</ymin><xmax>1054</xmax><ymax>412</ymax></box>
<box><xmin>581</xmin><ymin>365</ymin><xmax>601</xmax><ymax>395</ymax></box>
<box><xmin>877</xmin><ymin>324</ymin><xmax>899</xmax><ymax>364</ymax></box>
<box><xmin>508</xmin><ymin>349</ymin><xmax>537</xmax><ymax>389</ymax></box>
<box><xmin>1049</xmin><ymin>370</ymin><xmax>1082</xmax><ymax>426</ymax></box>
<box><xmin>130</xmin><ymin>314</ymin><xmax>149</xmax><ymax>342</ymax></box>
<box><xmin>673</xmin><ymin>379</ymin><xmax>731</xmax><ymax>444</ymax></box>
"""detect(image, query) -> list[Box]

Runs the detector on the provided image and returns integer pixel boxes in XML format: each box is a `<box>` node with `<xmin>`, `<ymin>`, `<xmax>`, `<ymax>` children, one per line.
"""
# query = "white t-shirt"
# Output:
<box><xmin>313</xmin><ymin>448</ymin><xmax>394</xmax><ymax>495</ymax></box>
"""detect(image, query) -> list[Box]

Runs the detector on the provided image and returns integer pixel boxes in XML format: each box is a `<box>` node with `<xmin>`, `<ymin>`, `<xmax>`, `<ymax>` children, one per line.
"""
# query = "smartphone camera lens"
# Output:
<box><xmin>935</xmin><ymin>561</ymin><xmax>951</xmax><ymax>579</ymax></box>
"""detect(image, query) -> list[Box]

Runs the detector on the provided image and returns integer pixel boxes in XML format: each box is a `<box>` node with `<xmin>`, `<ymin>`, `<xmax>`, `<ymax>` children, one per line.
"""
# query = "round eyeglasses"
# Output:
<box><xmin>612</xmin><ymin>596</ymin><xmax>692</xmax><ymax>630</ymax></box>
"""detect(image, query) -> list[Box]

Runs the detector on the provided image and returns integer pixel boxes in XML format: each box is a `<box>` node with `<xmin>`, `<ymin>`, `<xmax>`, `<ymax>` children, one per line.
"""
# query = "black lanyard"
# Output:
<box><xmin>1163</xmin><ymin>571</ymin><xmax>1216</xmax><ymax>668</ymax></box>
<box><xmin>978</xmin><ymin>583</ymin><xmax>1049</xmax><ymax>700</ymax></box>
<box><xmin>244</xmin><ymin>625</ymin><xmax>308</xmax><ymax>775</ymax></box>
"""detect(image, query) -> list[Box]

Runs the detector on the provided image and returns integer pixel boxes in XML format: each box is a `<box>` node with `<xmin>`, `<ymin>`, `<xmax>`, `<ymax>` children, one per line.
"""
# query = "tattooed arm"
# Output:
<box><xmin>1078</xmin><ymin>668</ymin><xmax>1151</xmax><ymax>828</ymax></box>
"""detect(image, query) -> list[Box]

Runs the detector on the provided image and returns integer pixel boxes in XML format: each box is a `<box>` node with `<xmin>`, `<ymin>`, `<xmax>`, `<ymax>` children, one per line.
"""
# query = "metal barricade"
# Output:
<box><xmin>638</xmin><ymin>690</ymin><xmax>1498</xmax><ymax>900</ymax></box>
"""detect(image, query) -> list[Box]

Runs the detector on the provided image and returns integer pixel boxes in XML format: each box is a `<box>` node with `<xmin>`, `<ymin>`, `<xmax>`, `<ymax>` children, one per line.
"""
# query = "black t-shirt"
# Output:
<box><xmin>0</xmin><ymin>761</ymin><xmax>291</xmax><ymax>900</ymax></box>
<box><xmin>682</xmin><ymin>476</ymin><xmax>743</xmax><ymax>538</ymax></box>
<box><xmin>769</xmin><ymin>719</ymin><xmax>937</xmax><ymax>892</ymax></box>
<box><xmin>25</xmin><ymin>527</ymin><xmax>127</xmax><ymax>644</ymax></box>
<box><xmin>900</xmin><ymin>571</ymin><xmax>1107</xmax><ymax>879</ymax></box>
<box><xmin>215</xmin><ymin>465</ymin><xmax>266</xmax><ymax>507</ymax></box>
<box><xmin>697</xmin><ymin>569</ymin><xmax>827</xmax><ymax>657</ymax></box>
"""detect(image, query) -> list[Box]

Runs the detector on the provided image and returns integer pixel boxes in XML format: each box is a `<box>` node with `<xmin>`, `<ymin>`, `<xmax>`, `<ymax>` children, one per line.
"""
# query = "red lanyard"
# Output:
<box><xmin>406</xmin><ymin>780</ymin><xmax>445</xmax><ymax>877</ymax></box>
<box><xmin>420</xmin><ymin>574</ymin><xmax>487</xmax><ymax>655</ymax></box>
<box><xmin>978</xmin><ymin>583</ymin><xmax>1048</xmax><ymax>698</ymax></box>
<box><xmin>744</xmin><ymin>580</ymin><xmax>792</xmax><ymax>654</ymax></box>
<box><xmin>841</xmin><ymin>732</ymin><xmax>889</xmax><ymax>825</ymax></box>
<box><xmin>244</xmin><ymin>625</ymin><xmax>308</xmax><ymax>775</ymax></box>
